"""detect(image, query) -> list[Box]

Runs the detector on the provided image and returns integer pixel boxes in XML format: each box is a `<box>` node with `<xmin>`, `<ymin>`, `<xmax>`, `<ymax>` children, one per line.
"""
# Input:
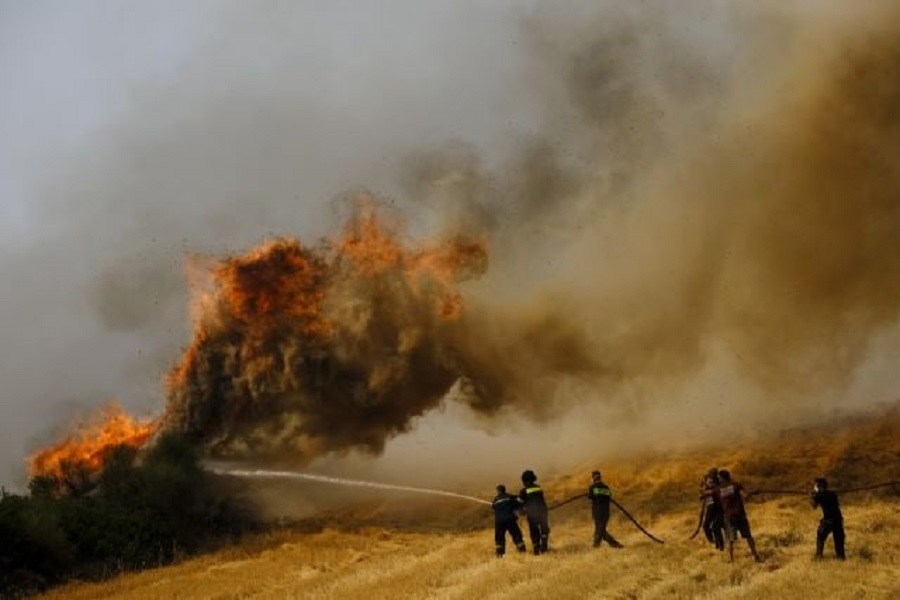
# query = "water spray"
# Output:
<box><xmin>209</xmin><ymin>466</ymin><xmax>491</xmax><ymax>506</ymax></box>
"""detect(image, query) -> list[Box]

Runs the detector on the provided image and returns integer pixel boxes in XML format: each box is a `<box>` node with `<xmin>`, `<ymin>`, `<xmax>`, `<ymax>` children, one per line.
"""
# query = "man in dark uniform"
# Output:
<box><xmin>715</xmin><ymin>469</ymin><xmax>761</xmax><ymax>563</ymax></box>
<box><xmin>588</xmin><ymin>470</ymin><xmax>623</xmax><ymax>548</ymax></box>
<box><xmin>491</xmin><ymin>484</ymin><xmax>526</xmax><ymax>557</ymax></box>
<box><xmin>518</xmin><ymin>470</ymin><xmax>550</xmax><ymax>555</ymax></box>
<box><xmin>701</xmin><ymin>468</ymin><xmax>725</xmax><ymax>551</ymax></box>
<box><xmin>810</xmin><ymin>477</ymin><xmax>845</xmax><ymax>560</ymax></box>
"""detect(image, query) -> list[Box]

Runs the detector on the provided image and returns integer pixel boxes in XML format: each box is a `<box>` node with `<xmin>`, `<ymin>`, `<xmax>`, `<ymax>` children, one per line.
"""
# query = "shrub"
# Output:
<box><xmin>1</xmin><ymin>433</ymin><xmax>259</xmax><ymax>597</ymax></box>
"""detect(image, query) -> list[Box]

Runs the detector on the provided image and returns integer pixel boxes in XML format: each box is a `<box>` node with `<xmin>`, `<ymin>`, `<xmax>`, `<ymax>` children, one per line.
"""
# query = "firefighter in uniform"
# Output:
<box><xmin>491</xmin><ymin>484</ymin><xmax>526</xmax><ymax>557</ymax></box>
<box><xmin>588</xmin><ymin>470</ymin><xmax>623</xmax><ymax>548</ymax></box>
<box><xmin>518</xmin><ymin>470</ymin><xmax>550</xmax><ymax>555</ymax></box>
<box><xmin>811</xmin><ymin>478</ymin><xmax>845</xmax><ymax>560</ymax></box>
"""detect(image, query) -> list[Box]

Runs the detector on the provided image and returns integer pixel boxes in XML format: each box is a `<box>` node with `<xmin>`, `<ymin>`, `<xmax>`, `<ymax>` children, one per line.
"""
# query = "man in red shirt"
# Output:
<box><xmin>714</xmin><ymin>470</ymin><xmax>761</xmax><ymax>563</ymax></box>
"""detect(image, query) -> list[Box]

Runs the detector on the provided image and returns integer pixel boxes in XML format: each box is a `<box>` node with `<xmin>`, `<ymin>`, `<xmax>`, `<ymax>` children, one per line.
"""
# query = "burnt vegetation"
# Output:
<box><xmin>0</xmin><ymin>433</ymin><xmax>257</xmax><ymax>598</ymax></box>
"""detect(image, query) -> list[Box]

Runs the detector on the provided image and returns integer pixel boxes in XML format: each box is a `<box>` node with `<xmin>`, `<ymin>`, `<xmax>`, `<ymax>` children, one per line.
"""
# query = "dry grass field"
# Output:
<box><xmin>41</xmin><ymin>409</ymin><xmax>900</xmax><ymax>599</ymax></box>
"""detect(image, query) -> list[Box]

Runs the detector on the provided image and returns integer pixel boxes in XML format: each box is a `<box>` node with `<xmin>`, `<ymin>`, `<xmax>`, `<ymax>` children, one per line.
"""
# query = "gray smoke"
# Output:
<box><xmin>3</xmin><ymin>1</ymin><xmax>900</xmax><ymax>488</ymax></box>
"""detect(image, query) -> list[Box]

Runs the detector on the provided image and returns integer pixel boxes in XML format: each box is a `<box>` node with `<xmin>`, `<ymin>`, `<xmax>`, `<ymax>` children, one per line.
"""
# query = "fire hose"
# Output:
<box><xmin>690</xmin><ymin>480</ymin><xmax>900</xmax><ymax>539</ymax></box>
<box><xmin>746</xmin><ymin>480</ymin><xmax>900</xmax><ymax>499</ymax></box>
<box><xmin>548</xmin><ymin>493</ymin><xmax>665</xmax><ymax>544</ymax></box>
<box><xmin>688</xmin><ymin>501</ymin><xmax>706</xmax><ymax>540</ymax></box>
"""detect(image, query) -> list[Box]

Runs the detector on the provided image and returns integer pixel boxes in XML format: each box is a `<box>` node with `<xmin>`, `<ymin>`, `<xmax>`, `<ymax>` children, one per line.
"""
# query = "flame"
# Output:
<box><xmin>338</xmin><ymin>208</ymin><xmax>487</xmax><ymax>318</ymax></box>
<box><xmin>167</xmin><ymin>238</ymin><xmax>333</xmax><ymax>393</ymax></box>
<box><xmin>29</xmin><ymin>403</ymin><xmax>160</xmax><ymax>481</ymax></box>
<box><xmin>216</xmin><ymin>239</ymin><xmax>331</xmax><ymax>329</ymax></box>
<box><xmin>33</xmin><ymin>202</ymin><xmax>489</xmax><ymax>476</ymax></box>
<box><xmin>162</xmin><ymin>201</ymin><xmax>489</xmax><ymax>459</ymax></box>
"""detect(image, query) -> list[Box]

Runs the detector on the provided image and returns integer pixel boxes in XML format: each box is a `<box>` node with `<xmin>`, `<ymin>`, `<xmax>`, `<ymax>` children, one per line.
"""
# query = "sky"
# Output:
<box><xmin>2</xmin><ymin>0</ymin><xmax>899</xmax><ymax>493</ymax></box>
<box><xmin>0</xmin><ymin>0</ymin><xmax>544</xmax><ymax>488</ymax></box>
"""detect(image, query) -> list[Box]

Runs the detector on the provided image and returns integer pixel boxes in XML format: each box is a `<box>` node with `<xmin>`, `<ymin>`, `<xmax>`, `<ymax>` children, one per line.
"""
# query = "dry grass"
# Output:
<box><xmin>40</xmin><ymin>409</ymin><xmax>900</xmax><ymax>599</ymax></box>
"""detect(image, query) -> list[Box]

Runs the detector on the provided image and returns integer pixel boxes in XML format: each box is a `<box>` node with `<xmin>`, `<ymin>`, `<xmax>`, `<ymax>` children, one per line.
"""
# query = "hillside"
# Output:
<box><xmin>40</xmin><ymin>407</ymin><xmax>900</xmax><ymax>599</ymax></box>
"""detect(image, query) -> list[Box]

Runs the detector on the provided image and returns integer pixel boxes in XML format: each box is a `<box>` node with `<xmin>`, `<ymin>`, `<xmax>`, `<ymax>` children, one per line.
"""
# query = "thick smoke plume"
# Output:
<box><xmin>164</xmin><ymin>200</ymin><xmax>493</xmax><ymax>459</ymax></box>
<box><xmin>452</xmin><ymin>2</ymin><xmax>900</xmax><ymax>403</ymax></box>
<box><xmin>164</xmin><ymin>0</ymin><xmax>900</xmax><ymax>462</ymax></box>
<box><xmin>20</xmin><ymin>1</ymin><xmax>900</xmax><ymax>482</ymax></box>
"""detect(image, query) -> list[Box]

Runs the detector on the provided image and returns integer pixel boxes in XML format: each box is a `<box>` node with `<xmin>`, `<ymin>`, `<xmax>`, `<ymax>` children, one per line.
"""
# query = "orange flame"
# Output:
<box><xmin>216</xmin><ymin>239</ymin><xmax>331</xmax><ymax>328</ymax></box>
<box><xmin>168</xmin><ymin>207</ymin><xmax>486</xmax><ymax>392</ymax></box>
<box><xmin>161</xmin><ymin>202</ymin><xmax>489</xmax><ymax>457</ymax></box>
<box><xmin>35</xmin><ymin>203</ymin><xmax>489</xmax><ymax>472</ymax></box>
<box><xmin>337</xmin><ymin>208</ymin><xmax>487</xmax><ymax>318</ymax></box>
<box><xmin>29</xmin><ymin>403</ymin><xmax>160</xmax><ymax>481</ymax></box>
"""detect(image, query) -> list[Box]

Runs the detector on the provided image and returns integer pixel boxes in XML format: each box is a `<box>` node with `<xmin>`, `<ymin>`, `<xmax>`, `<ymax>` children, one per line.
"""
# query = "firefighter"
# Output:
<box><xmin>518</xmin><ymin>470</ymin><xmax>550</xmax><ymax>555</ymax></box>
<box><xmin>700</xmin><ymin>468</ymin><xmax>725</xmax><ymax>551</ymax></box>
<box><xmin>588</xmin><ymin>470</ymin><xmax>623</xmax><ymax>548</ymax></box>
<box><xmin>491</xmin><ymin>484</ymin><xmax>526</xmax><ymax>557</ymax></box>
<box><xmin>810</xmin><ymin>478</ymin><xmax>845</xmax><ymax>560</ymax></box>
<box><xmin>716</xmin><ymin>469</ymin><xmax>761</xmax><ymax>563</ymax></box>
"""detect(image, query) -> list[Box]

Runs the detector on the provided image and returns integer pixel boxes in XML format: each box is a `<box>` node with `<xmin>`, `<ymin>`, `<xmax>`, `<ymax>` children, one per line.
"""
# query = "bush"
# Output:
<box><xmin>1</xmin><ymin>434</ymin><xmax>259</xmax><ymax>597</ymax></box>
<box><xmin>0</xmin><ymin>490</ymin><xmax>75</xmax><ymax>596</ymax></box>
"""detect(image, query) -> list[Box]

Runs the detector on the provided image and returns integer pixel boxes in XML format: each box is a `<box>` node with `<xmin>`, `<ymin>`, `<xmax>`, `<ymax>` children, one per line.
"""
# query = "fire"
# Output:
<box><xmin>168</xmin><ymin>203</ymin><xmax>487</xmax><ymax>397</ymax></box>
<box><xmin>33</xmin><ymin>202</ymin><xmax>490</xmax><ymax>475</ymax></box>
<box><xmin>29</xmin><ymin>403</ymin><xmax>160</xmax><ymax>482</ymax></box>
<box><xmin>216</xmin><ymin>239</ymin><xmax>331</xmax><ymax>330</ymax></box>
<box><xmin>162</xmin><ymin>201</ymin><xmax>489</xmax><ymax>459</ymax></box>
<box><xmin>337</xmin><ymin>208</ymin><xmax>487</xmax><ymax>318</ymax></box>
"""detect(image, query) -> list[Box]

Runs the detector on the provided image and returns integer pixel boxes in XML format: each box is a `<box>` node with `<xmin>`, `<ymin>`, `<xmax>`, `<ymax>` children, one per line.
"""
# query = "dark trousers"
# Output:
<box><xmin>703</xmin><ymin>505</ymin><xmax>725</xmax><ymax>551</ymax></box>
<box><xmin>816</xmin><ymin>518</ymin><xmax>845</xmax><ymax>560</ymax></box>
<box><xmin>526</xmin><ymin>513</ymin><xmax>550</xmax><ymax>554</ymax></box>
<box><xmin>494</xmin><ymin>519</ymin><xmax>525</xmax><ymax>556</ymax></box>
<box><xmin>592</xmin><ymin>514</ymin><xmax>622</xmax><ymax>548</ymax></box>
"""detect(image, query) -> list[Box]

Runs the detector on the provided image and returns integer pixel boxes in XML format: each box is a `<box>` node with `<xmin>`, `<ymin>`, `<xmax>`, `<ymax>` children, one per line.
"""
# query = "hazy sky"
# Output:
<box><xmin>2</xmin><ymin>1</ymin><xmax>898</xmax><ymax>493</ymax></box>
<box><xmin>0</xmin><ymin>0</ymin><xmax>543</xmax><ymax>488</ymax></box>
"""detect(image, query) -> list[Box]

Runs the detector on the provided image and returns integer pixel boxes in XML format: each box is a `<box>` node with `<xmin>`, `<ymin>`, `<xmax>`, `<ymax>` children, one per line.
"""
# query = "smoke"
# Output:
<box><xmin>1</xmin><ymin>1</ymin><xmax>531</xmax><ymax>487</ymax></box>
<box><xmin>392</xmin><ymin>0</ymin><xmax>900</xmax><ymax>435</ymax></box>
<box><xmin>469</xmin><ymin>1</ymin><xmax>900</xmax><ymax>399</ymax></box>
<box><xmin>7</xmin><ymin>1</ymin><xmax>900</xmax><ymax>487</ymax></box>
<box><xmin>163</xmin><ymin>0</ymin><xmax>900</xmax><ymax>466</ymax></box>
<box><xmin>163</xmin><ymin>201</ymin><xmax>490</xmax><ymax>459</ymax></box>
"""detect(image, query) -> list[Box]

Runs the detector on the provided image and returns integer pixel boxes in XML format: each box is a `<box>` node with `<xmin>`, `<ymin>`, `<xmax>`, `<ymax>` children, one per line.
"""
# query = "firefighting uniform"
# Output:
<box><xmin>491</xmin><ymin>492</ymin><xmax>526</xmax><ymax>556</ymax></box>
<box><xmin>518</xmin><ymin>484</ymin><xmax>550</xmax><ymax>554</ymax></box>
<box><xmin>588</xmin><ymin>481</ymin><xmax>623</xmax><ymax>548</ymax></box>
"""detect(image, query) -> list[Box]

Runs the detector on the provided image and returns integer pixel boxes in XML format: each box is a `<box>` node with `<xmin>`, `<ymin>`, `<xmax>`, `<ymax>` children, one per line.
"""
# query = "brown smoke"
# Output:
<box><xmin>26</xmin><ymin>2</ymin><xmax>900</xmax><ymax>478</ymax></box>
<box><xmin>708</xmin><ymin>18</ymin><xmax>900</xmax><ymax>390</ymax></box>
<box><xmin>453</xmin><ymin>1</ymin><xmax>900</xmax><ymax>406</ymax></box>
<box><xmin>163</xmin><ymin>199</ymin><xmax>494</xmax><ymax>460</ymax></box>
